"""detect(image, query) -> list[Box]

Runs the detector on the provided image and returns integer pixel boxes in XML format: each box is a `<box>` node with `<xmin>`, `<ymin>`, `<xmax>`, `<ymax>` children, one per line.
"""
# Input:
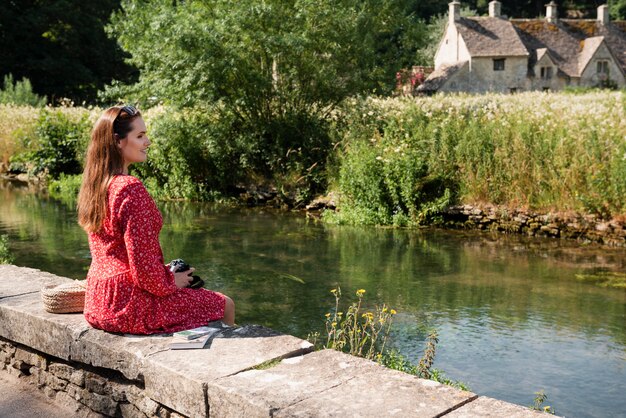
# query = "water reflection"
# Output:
<box><xmin>0</xmin><ymin>179</ymin><xmax>624</xmax><ymax>418</ymax></box>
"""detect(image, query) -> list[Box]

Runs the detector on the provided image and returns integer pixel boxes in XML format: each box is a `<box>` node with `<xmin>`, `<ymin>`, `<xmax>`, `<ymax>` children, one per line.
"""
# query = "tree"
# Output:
<box><xmin>0</xmin><ymin>0</ymin><xmax>136</xmax><ymax>104</ymax></box>
<box><xmin>610</xmin><ymin>0</ymin><xmax>626</xmax><ymax>19</ymax></box>
<box><xmin>105</xmin><ymin>0</ymin><xmax>425</xmax><ymax>194</ymax></box>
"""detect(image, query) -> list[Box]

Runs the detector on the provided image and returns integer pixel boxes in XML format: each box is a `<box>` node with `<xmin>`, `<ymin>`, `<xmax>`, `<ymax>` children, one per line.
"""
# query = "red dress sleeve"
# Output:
<box><xmin>117</xmin><ymin>181</ymin><xmax>178</xmax><ymax>297</ymax></box>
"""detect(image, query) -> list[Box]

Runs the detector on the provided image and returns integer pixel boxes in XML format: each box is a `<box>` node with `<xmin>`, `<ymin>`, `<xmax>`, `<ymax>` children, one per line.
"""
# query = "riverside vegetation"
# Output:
<box><xmin>2</xmin><ymin>91</ymin><xmax>625</xmax><ymax>217</ymax></box>
<box><xmin>309</xmin><ymin>287</ymin><xmax>469</xmax><ymax>391</ymax></box>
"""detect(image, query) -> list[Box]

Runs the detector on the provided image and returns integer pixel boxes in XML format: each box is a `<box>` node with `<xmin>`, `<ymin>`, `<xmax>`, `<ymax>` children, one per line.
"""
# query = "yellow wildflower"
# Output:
<box><xmin>356</xmin><ymin>289</ymin><xmax>366</xmax><ymax>296</ymax></box>
<box><xmin>390</xmin><ymin>309</ymin><xmax>397</xmax><ymax>315</ymax></box>
<box><xmin>325</xmin><ymin>313</ymin><xmax>331</xmax><ymax>318</ymax></box>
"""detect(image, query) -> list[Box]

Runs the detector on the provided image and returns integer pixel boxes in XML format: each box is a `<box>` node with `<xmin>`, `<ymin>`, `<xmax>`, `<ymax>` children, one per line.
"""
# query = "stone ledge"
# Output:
<box><xmin>0</xmin><ymin>265</ymin><xmax>552</xmax><ymax>417</ymax></box>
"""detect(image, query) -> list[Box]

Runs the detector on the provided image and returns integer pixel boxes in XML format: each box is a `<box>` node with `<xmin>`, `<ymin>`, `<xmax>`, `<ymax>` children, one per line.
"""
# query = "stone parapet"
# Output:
<box><xmin>0</xmin><ymin>265</ymin><xmax>550</xmax><ymax>417</ymax></box>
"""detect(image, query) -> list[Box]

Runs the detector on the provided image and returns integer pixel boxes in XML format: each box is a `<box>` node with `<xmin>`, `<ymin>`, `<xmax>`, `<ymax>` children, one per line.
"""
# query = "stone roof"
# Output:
<box><xmin>579</xmin><ymin>36</ymin><xmax>605</xmax><ymax>73</ymax></box>
<box><xmin>456</xmin><ymin>17</ymin><xmax>529</xmax><ymax>57</ymax></box>
<box><xmin>417</xmin><ymin>61</ymin><xmax>467</xmax><ymax>93</ymax></box>
<box><xmin>512</xmin><ymin>19</ymin><xmax>626</xmax><ymax>78</ymax></box>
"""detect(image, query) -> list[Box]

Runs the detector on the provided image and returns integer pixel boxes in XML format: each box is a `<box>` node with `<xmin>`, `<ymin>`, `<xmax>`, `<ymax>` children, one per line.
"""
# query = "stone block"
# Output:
<box><xmin>208</xmin><ymin>349</ymin><xmax>475</xmax><ymax>417</ymax></box>
<box><xmin>70</xmin><ymin>369</ymin><xmax>86</xmax><ymax>387</ymax></box>
<box><xmin>67</xmin><ymin>382</ymin><xmax>84</xmax><ymax>400</ymax></box>
<box><xmin>446</xmin><ymin>396</ymin><xmax>549</xmax><ymax>417</ymax></box>
<box><xmin>83</xmin><ymin>390</ymin><xmax>119</xmax><ymax>416</ymax></box>
<box><xmin>0</xmin><ymin>265</ymin><xmax>70</xmax><ymax>298</ymax></box>
<box><xmin>0</xmin><ymin>292</ymin><xmax>89</xmax><ymax>360</ymax></box>
<box><xmin>110</xmin><ymin>382</ymin><xmax>131</xmax><ymax>402</ymax></box>
<box><xmin>135</xmin><ymin>396</ymin><xmax>160</xmax><ymax>416</ymax></box>
<box><xmin>14</xmin><ymin>346</ymin><xmax>47</xmax><ymax>369</ymax></box>
<box><xmin>49</xmin><ymin>362</ymin><xmax>74</xmax><ymax>380</ymax></box>
<box><xmin>46</xmin><ymin>373</ymin><xmax>68</xmax><ymax>391</ymax></box>
<box><xmin>28</xmin><ymin>365</ymin><xmax>44</xmax><ymax>386</ymax></box>
<box><xmin>144</xmin><ymin>325</ymin><xmax>313</xmax><ymax>418</ymax></box>
<box><xmin>70</xmin><ymin>329</ymin><xmax>171</xmax><ymax>381</ymax></box>
<box><xmin>6</xmin><ymin>364</ymin><xmax>25</xmax><ymax>378</ymax></box>
<box><xmin>85</xmin><ymin>372</ymin><xmax>108</xmax><ymax>395</ymax></box>
<box><xmin>119</xmin><ymin>402</ymin><xmax>147</xmax><ymax>418</ymax></box>
<box><xmin>56</xmin><ymin>390</ymin><xmax>94</xmax><ymax>417</ymax></box>
<box><xmin>0</xmin><ymin>339</ymin><xmax>17</xmax><ymax>355</ymax></box>
<box><xmin>43</xmin><ymin>385</ymin><xmax>57</xmax><ymax>399</ymax></box>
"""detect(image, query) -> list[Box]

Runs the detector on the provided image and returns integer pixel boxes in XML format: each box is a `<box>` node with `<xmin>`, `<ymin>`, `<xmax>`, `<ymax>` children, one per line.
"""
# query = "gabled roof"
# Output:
<box><xmin>536</xmin><ymin>48</ymin><xmax>554</xmax><ymax>63</ymax></box>
<box><xmin>456</xmin><ymin>17</ymin><xmax>529</xmax><ymax>57</ymax></box>
<box><xmin>417</xmin><ymin>61</ymin><xmax>467</xmax><ymax>93</ymax></box>
<box><xmin>512</xmin><ymin>19</ymin><xmax>626</xmax><ymax>78</ymax></box>
<box><xmin>578</xmin><ymin>36</ymin><xmax>605</xmax><ymax>74</ymax></box>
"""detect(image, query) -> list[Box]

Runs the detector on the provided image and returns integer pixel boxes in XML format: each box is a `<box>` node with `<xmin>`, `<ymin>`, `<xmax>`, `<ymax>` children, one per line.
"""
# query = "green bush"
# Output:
<box><xmin>133</xmin><ymin>107</ymin><xmax>246</xmax><ymax>200</ymax></box>
<box><xmin>0</xmin><ymin>75</ymin><xmax>46</xmax><ymax>107</ymax></box>
<box><xmin>325</xmin><ymin>98</ymin><xmax>456</xmax><ymax>226</ymax></box>
<box><xmin>0</xmin><ymin>235</ymin><xmax>14</xmax><ymax>264</ymax></box>
<box><xmin>48</xmin><ymin>173</ymin><xmax>83</xmax><ymax>207</ymax></box>
<box><xmin>12</xmin><ymin>109</ymin><xmax>90</xmax><ymax>178</ymax></box>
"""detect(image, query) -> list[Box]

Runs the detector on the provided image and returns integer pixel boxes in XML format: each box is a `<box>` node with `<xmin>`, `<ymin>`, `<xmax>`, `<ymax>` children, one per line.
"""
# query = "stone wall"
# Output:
<box><xmin>0</xmin><ymin>337</ymin><xmax>179</xmax><ymax>417</ymax></box>
<box><xmin>442</xmin><ymin>205</ymin><xmax>626</xmax><ymax>247</ymax></box>
<box><xmin>0</xmin><ymin>265</ymin><xmax>550</xmax><ymax>418</ymax></box>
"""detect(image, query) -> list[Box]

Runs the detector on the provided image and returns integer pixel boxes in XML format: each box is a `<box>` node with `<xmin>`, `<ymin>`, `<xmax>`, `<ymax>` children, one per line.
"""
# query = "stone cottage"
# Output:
<box><xmin>418</xmin><ymin>1</ymin><xmax>626</xmax><ymax>94</ymax></box>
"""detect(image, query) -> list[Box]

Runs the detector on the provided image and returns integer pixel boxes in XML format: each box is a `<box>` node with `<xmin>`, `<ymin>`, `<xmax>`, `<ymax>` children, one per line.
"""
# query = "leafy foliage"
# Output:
<box><xmin>0</xmin><ymin>75</ymin><xmax>46</xmax><ymax>107</ymax></box>
<box><xmin>104</xmin><ymin>0</ymin><xmax>425</xmax><ymax>199</ymax></box>
<box><xmin>12</xmin><ymin>109</ymin><xmax>91</xmax><ymax>178</ymax></box>
<box><xmin>48</xmin><ymin>173</ymin><xmax>84</xmax><ymax>207</ymax></box>
<box><xmin>131</xmin><ymin>107</ymin><xmax>245</xmax><ymax>200</ymax></box>
<box><xmin>0</xmin><ymin>235</ymin><xmax>14</xmax><ymax>265</ymax></box>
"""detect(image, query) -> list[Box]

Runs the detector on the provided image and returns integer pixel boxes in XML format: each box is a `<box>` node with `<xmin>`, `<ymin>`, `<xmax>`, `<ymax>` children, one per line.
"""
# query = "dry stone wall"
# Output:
<box><xmin>442</xmin><ymin>205</ymin><xmax>626</xmax><ymax>247</ymax></box>
<box><xmin>0</xmin><ymin>338</ymin><xmax>178</xmax><ymax>417</ymax></box>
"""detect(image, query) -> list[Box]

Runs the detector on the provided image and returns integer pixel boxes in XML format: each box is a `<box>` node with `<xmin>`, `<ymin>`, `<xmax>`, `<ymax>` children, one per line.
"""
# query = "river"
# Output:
<box><xmin>1</xmin><ymin>179</ymin><xmax>624</xmax><ymax>418</ymax></box>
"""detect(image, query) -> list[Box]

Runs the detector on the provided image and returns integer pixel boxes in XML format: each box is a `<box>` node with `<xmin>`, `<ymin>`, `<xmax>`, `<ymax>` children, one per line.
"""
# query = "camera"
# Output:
<box><xmin>169</xmin><ymin>258</ymin><xmax>205</xmax><ymax>289</ymax></box>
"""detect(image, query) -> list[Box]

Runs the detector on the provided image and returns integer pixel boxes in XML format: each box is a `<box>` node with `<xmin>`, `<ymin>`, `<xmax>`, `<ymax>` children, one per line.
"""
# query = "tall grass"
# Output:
<box><xmin>328</xmin><ymin>91</ymin><xmax>626</xmax><ymax>224</ymax></box>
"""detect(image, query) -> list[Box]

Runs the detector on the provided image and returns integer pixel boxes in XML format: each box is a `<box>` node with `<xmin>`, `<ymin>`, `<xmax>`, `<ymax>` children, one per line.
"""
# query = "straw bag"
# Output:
<box><xmin>41</xmin><ymin>281</ymin><xmax>86</xmax><ymax>314</ymax></box>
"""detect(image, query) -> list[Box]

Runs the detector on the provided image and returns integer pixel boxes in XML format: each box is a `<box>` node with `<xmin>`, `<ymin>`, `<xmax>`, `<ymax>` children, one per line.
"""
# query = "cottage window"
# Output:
<box><xmin>540</xmin><ymin>66</ymin><xmax>553</xmax><ymax>79</ymax></box>
<box><xmin>597</xmin><ymin>60</ymin><xmax>609</xmax><ymax>76</ymax></box>
<box><xmin>493</xmin><ymin>59</ymin><xmax>505</xmax><ymax>71</ymax></box>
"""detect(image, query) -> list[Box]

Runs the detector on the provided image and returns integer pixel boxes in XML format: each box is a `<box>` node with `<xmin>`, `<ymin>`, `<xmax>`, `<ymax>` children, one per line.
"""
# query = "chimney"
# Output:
<box><xmin>546</xmin><ymin>1</ymin><xmax>558</xmax><ymax>24</ymax></box>
<box><xmin>489</xmin><ymin>1</ymin><xmax>502</xmax><ymax>18</ymax></box>
<box><xmin>449</xmin><ymin>1</ymin><xmax>461</xmax><ymax>26</ymax></box>
<box><xmin>598</xmin><ymin>4</ymin><xmax>609</xmax><ymax>25</ymax></box>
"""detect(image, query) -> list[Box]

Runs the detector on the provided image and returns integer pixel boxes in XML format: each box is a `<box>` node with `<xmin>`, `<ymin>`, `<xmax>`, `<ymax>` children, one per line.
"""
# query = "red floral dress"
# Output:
<box><xmin>84</xmin><ymin>175</ymin><xmax>225</xmax><ymax>334</ymax></box>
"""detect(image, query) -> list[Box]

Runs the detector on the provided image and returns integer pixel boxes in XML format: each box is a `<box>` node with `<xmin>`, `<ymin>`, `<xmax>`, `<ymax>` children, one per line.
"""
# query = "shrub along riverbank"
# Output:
<box><xmin>1</xmin><ymin>91</ymin><xmax>625</xmax><ymax>226</ymax></box>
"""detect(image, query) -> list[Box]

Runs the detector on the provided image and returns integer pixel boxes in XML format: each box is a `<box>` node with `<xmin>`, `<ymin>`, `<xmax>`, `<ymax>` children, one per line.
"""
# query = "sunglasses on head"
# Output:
<box><xmin>116</xmin><ymin>105</ymin><xmax>138</xmax><ymax>120</ymax></box>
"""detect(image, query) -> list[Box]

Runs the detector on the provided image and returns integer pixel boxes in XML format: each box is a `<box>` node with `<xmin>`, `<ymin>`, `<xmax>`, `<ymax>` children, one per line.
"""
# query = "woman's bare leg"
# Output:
<box><xmin>222</xmin><ymin>295</ymin><xmax>235</xmax><ymax>326</ymax></box>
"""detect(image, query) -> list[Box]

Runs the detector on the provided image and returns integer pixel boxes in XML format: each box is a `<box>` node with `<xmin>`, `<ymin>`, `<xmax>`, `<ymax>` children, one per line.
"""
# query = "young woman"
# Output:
<box><xmin>78</xmin><ymin>105</ymin><xmax>234</xmax><ymax>334</ymax></box>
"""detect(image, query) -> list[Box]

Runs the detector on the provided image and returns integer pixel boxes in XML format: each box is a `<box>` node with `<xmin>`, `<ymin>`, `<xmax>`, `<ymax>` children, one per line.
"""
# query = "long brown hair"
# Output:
<box><xmin>77</xmin><ymin>106</ymin><xmax>142</xmax><ymax>233</ymax></box>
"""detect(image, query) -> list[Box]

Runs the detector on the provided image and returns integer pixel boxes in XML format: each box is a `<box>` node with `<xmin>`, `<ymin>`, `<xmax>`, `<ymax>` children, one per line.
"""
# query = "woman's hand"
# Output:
<box><xmin>174</xmin><ymin>267</ymin><xmax>195</xmax><ymax>288</ymax></box>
